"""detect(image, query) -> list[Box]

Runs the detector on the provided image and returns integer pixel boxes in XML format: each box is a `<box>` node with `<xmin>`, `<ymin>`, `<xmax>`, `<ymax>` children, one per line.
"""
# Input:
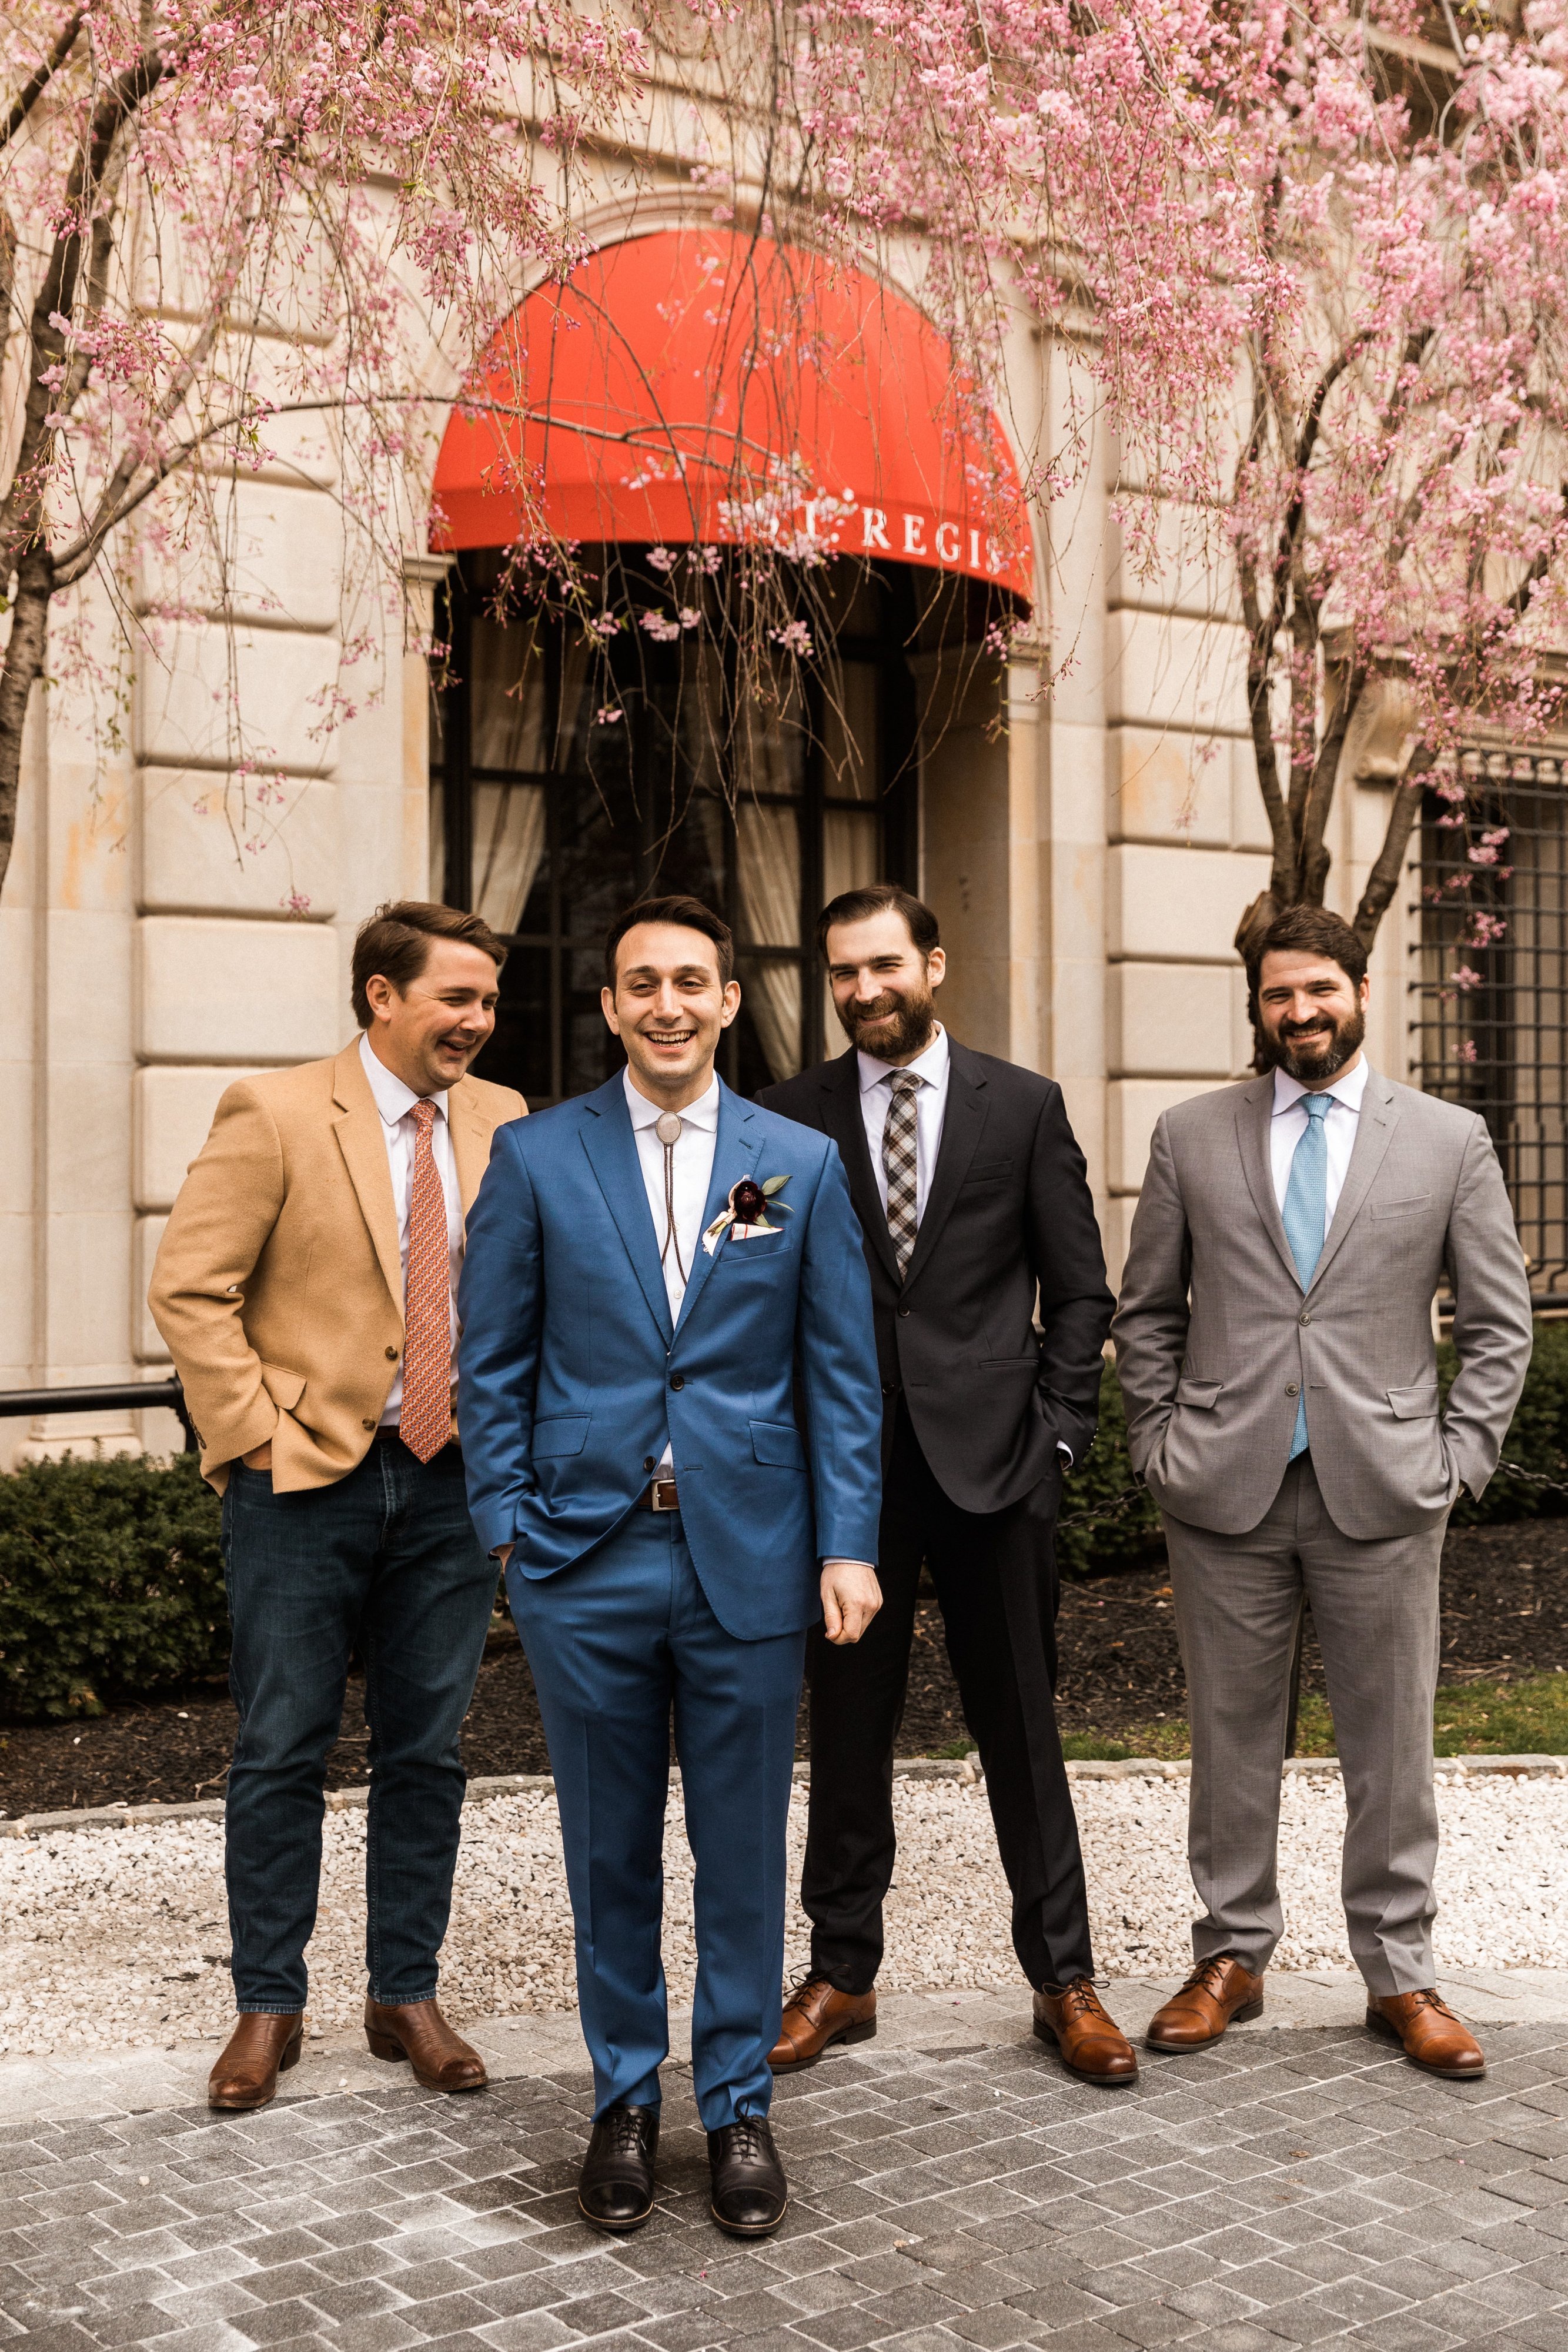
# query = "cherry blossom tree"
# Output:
<box><xmin>0</xmin><ymin>0</ymin><xmax>1299</xmax><ymax>907</ymax></box>
<box><xmin>1201</xmin><ymin>1</ymin><xmax>1568</xmax><ymax>970</ymax></box>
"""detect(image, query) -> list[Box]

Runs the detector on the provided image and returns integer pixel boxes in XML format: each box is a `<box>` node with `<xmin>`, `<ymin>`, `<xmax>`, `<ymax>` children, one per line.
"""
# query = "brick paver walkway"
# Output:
<box><xmin>4</xmin><ymin>2021</ymin><xmax>1567</xmax><ymax>2352</ymax></box>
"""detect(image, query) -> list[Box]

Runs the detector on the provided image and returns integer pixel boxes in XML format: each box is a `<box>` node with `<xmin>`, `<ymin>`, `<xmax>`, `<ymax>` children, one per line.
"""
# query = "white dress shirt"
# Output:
<box><xmin>1269</xmin><ymin>1056</ymin><xmax>1369</xmax><ymax>1225</ymax></box>
<box><xmin>626</xmin><ymin>1068</ymin><xmax>720</xmax><ymax>1468</ymax></box>
<box><xmin>360</xmin><ymin>1030</ymin><xmax>463</xmax><ymax>1425</ymax></box>
<box><xmin>857</xmin><ymin>1021</ymin><xmax>951</xmax><ymax>1223</ymax></box>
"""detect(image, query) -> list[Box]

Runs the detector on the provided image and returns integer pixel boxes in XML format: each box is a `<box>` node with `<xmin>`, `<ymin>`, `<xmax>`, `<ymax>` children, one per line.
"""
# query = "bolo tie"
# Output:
<box><xmin>655</xmin><ymin>1110</ymin><xmax>687</xmax><ymax>1284</ymax></box>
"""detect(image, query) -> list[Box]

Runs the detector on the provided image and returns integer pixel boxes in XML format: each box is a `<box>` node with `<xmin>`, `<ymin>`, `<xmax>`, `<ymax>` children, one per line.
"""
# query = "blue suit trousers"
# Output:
<box><xmin>510</xmin><ymin>1509</ymin><xmax>804</xmax><ymax>2130</ymax></box>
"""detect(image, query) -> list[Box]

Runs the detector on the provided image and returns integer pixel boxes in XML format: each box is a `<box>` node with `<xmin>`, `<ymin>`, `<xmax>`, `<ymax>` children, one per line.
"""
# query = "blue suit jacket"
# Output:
<box><xmin>457</xmin><ymin>1074</ymin><xmax>883</xmax><ymax>1641</ymax></box>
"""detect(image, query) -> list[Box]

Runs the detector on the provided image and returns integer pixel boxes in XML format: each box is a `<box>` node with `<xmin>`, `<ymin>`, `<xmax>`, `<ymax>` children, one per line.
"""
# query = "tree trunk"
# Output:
<box><xmin>0</xmin><ymin>552</ymin><xmax>53</xmax><ymax>898</ymax></box>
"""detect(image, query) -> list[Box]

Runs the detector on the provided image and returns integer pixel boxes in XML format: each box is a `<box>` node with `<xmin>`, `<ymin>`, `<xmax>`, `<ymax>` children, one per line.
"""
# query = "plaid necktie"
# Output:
<box><xmin>399</xmin><ymin>1099</ymin><xmax>453</xmax><ymax>1462</ymax></box>
<box><xmin>883</xmin><ymin>1071</ymin><xmax>921</xmax><ymax>1278</ymax></box>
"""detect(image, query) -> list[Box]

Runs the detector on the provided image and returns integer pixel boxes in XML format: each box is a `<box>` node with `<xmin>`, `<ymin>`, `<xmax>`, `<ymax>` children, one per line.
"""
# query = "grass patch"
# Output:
<box><xmin>989</xmin><ymin>1673</ymin><xmax>1568</xmax><ymax>1763</ymax></box>
<box><xmin>1432</xmin><ymin>1671</ymin><xmax>1568</xmax><ymax>1754</ymax></box>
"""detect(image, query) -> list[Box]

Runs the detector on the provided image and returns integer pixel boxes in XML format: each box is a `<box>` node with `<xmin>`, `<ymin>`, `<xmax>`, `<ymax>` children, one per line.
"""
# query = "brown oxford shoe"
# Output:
<box><xmin>1367</xmin><ymin>1989</ymin><xmax>1486</xmax><ymax>2079</ymax></box>
<box><xmin>1146</xmin><ymin>1955</ymin><xmax>1265</xmax><ymax>2052</ymax></box>
<box><xmin>365</xmin><ymin>1997</ymin><xmax>488</xmax><ymax>2091</ymax></box>
<box><xmin>769</xmin><ymin>1975</ymin><xmax>877</xmax><ymax>2069</ymax></box>
<box><xmin>208</xmin><ymin>2012</ymin><xmax>304</xmax><ymax>2112</ymax></box>
<box><xmin>1032</xmin><ymin>1979</ymin><xmax>1138</xmax><ymax>2084</ymax></box>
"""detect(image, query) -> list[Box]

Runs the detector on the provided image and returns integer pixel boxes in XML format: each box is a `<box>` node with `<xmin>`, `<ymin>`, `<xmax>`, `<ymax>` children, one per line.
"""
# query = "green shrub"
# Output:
<box><xmin>0</xmin><ymin>1452</ymin><xmax>227</xmax><ymax>1722</ymax></box>
<box><xmin>1057</xmin><ymin>1364</ymin><xmax>1164</xmax><ymax>1577</ymax></box>
<box><xmin>1441</xmin><ymin>1317</ymin><xmax>1568</xmax><ymax>1524</ymax></box>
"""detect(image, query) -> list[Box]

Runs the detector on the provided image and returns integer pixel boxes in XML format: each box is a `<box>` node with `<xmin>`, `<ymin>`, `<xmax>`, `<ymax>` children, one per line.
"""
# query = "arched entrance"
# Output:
<box><xmin>427</xmin><ymin>229</ymin><xmax>1031</xmax><ymax>1102</ymax></box>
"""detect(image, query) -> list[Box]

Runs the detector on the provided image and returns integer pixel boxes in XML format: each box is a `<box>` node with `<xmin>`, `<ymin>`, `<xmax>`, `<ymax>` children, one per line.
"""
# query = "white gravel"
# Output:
<box><xmin>2</xmin><ymin>1773</ymin><xmax>1564</xmax><ymax>2057</ymax></box>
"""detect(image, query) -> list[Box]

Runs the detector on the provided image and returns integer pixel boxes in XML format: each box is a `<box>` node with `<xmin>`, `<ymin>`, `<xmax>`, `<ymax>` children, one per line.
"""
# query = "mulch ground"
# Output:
<box><xmin>2</xmin><ymin>1517</ymin><xmax>1565</xmax><ymax>1816</ymax></box>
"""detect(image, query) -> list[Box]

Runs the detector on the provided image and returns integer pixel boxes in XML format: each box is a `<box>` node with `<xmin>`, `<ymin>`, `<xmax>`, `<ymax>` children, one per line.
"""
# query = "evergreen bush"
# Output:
<box><xmin>0</xmin><ymin>1451</ymin><xmax>226</xmax><ymax>1722</ymax></box>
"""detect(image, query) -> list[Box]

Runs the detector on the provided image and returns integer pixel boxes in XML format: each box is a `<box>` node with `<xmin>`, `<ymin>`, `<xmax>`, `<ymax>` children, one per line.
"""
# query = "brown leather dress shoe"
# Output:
<box><xmin>769</xmin><ymin>1976</ymin><xmax>877</xmax><ymax>2069</ymax></box>
<box><xmin>1367</xmin><ymin>1990</ymin><xmax>1486</xmax><ymax>2079</ymax></box>
<box><xmin>208</xmin><ymin>2013</ymin><xmax>304</xmax><ymax>2112</ymax></box>
<box><xmin>364</xmin><ymin>1997</ymin><xmax>488</xmax><ymax>2090</ymax></box>
<box><xmin>1032</xmin><ymin>1980</ymin><xmax>1138</xmax><ymax>2084</ymax></box>
<box><xmin>1146</xmin><ymin>1955</ymin><xmax>1265</xmax><ymax>2052</ymax></box>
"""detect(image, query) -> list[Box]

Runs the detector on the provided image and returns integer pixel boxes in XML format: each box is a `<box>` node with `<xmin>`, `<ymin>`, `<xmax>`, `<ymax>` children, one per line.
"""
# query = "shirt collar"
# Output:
<box><xmin>858</xmin><ymin>1020</ymin><xmax>950</xmax><ymax>1095</ymax></box>
<box><xmin>1272</xmin><ymin>1056</ymin><xmax>1370</xmax><ymax>1118</ymax></box>
<box><xmin>359</xmin><ymin>1029</ymin><xmax>449</xmax><ymax>1128</ymax></box>
<box><xmin>623</xmin><ymin>1067</ymin><xmax>721</xmax><ymax>1132</ymax></box>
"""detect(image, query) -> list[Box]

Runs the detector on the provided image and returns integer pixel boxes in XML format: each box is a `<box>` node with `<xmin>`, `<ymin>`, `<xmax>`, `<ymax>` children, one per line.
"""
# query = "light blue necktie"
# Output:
<box><xmin>1281</xmin><ymin>1091</ymin><xmax>1332</xmax><ymax>1461</ymax></box>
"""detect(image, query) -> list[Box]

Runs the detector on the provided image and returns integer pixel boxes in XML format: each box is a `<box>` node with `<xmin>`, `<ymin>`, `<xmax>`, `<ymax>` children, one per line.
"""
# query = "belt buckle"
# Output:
<box><xmin>650</xmin><ymin>1476</ymin><xmax>679</xmax><ymax>1512</ymax></box>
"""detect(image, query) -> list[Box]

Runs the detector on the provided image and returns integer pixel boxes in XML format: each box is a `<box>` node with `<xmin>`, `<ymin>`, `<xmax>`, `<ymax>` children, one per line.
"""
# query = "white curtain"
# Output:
<box><xmin>820</xmin><ymin>807</ymin><xmax>881</xmax><ymax>1056</ymax></box>
<box><xmin>473</xmin><ymin>783</ymin><xmax>547</xmax><ymax>934</ymax></box>
<box><xmin>737</xmin><ymin>799</ymin><xmax>803</xmax><ymax>1082</ymax></box>
<box><xmin>463</xmin><ymin>626</ymin><xmax>593</xmax><ymax>933</ymax></box>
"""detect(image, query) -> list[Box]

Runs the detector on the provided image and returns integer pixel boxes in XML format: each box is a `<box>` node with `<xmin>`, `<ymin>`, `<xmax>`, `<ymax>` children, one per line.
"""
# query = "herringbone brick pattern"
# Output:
<box><xmin>4</xmin><ymin>2023</ymin><xmax>1566</xmax><ymax>2352</ymax></box>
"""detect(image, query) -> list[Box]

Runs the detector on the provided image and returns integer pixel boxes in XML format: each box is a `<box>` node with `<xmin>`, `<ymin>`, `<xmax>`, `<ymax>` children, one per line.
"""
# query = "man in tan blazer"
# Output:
<box><xmin>151</xmin><ymin>900</ymin><xmax>524</xmax><ymax>2111</ymax></box>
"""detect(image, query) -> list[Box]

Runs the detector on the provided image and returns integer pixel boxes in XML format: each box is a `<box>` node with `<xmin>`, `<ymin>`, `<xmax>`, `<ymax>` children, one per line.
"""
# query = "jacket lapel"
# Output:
<box><xmin>331</xmin><ymin>1043</ymin><xmax>404</xmax><ymax>1317</ymax></box>
<box><xmin>673</xmin><ymin>1082</ymin><xmax>763</xmax><ymax>1335</ymax></box>
<box><xmin>818</xmin><ymin>1050</ymin><xmax>901</xmax><ymax>1285</ymax></box>
<box><xmin>901</xmin><ymin>1038</ymin><xmax>988</xmax><ymax>1291</ymax></box>
<box><xmin>579</xmin><ymin>1077</ymin><xmax>674</xmax><ymax>1345</ymax></box>
<box><xmin>448</xmin><ymin>1084</ymin><xmax>500</xmax><ymax>1216</ymax></box>
<box><xmin>1236</xmin><ymin>1073</ymin><xmax>1303</xmax><ymax>1290</ymax></box>
<box><xmin>1307</xmin><ymin>1068</ymin><xmax>1401</xmax><ymax>1292</ymax></box>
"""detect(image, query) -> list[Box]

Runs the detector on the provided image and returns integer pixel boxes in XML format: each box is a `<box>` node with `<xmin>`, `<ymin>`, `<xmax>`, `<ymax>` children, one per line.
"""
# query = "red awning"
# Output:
<box><xmin>430</xmin><ymin>228</ymin><xmax>1032</xmax><ymax>601</ymax></box>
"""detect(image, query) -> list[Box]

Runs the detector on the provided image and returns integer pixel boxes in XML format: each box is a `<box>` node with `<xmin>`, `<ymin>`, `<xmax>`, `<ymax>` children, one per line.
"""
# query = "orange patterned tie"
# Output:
<box><xmin>399</xmin><ymin>1099</ymin><xmax>453</xmax><ymax>1463</ymax></box>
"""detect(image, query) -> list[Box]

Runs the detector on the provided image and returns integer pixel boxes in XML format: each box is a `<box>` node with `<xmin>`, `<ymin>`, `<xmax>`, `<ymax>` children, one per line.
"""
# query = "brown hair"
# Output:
<box><xmin>603</xmin><ymin>896</ymin><xmax>735</xmax><ymax>990</ymax></box>
<box><xmin>817</xmin><ymin>883</ymin><xmax>940</xmax><ymax>960</ymax></box>
<box><xmin>351</xmin><ymin>901</ymin><xmax>507</xmax><ymax>1027</ymax></box>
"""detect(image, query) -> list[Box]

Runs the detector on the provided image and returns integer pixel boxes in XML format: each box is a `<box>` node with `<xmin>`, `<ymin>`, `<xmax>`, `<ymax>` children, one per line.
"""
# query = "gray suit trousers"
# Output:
<box><xmin>1163</xmin><ymin>1456</ymin><xmax>1445</xmax><ymax>1997</ymax></box>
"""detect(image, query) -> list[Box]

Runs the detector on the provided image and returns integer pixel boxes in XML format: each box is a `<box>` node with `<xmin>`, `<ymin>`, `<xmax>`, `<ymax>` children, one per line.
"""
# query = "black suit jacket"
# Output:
<box><xmin>758</xmin><ymin>1038</ymin><xmax>1114</xmax><ymax>1516</ymax></box>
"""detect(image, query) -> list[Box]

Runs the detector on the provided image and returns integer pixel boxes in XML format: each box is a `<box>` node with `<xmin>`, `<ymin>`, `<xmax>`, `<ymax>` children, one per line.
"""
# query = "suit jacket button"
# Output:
<box><xmin>1299</xmin><ymin>1311</ymin><xmax>1312</xmax><ymax>1325</ymax></box>
<box><xmin>881</xmin><ymin>1382</ymin><xmax>893</xmax><ymax>1395</ymax></box>
<box><xmin>1286</xmin><ymin>1384</ymin><xmax>1299</xmax><ymax>1397</ymax></box>
<box><xmin>385</xmin><ymin>1346</ymin><xmax>398</xmax><ymax>1361</ymax></box>
<box><xmin>898</xmin><ymin>1305</ymin><xmax>911</xmax><ymax>1318</ymax></box>
<box><xmin>670</xmin><ymin>1374</ymin><xmax>685</xmax><ymax>1391</ymax></box>
<box><xmin>362</xmin><ymin>1418</ymin><xmax>376</xmax><ymax>1430</ymax></box>
<box><xmin>643</xmin><ymin>1455</ymin><xmax>656</xmax><ymax>1473</ymax></box>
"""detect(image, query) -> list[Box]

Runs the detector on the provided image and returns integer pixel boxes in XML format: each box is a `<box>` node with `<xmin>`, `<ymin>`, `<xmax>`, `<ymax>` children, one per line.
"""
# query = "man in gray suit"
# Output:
<box><xmin>1113</xmin><ymin>904</ymin><xmax>1531</xmax><ymax>2078</ymax></box>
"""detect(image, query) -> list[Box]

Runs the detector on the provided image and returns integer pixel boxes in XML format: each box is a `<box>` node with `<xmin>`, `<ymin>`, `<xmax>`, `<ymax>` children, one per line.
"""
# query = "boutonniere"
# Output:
<box><xmin>702</xmin><ymin>1174</ymin><xmax>793</xmax><ymax>1255</ymax></box>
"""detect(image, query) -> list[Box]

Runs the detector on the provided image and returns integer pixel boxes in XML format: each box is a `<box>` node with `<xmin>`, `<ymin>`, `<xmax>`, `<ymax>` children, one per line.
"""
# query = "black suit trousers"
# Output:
<box><xmin>803</xmin><ymin>1401</ymin><xmax>1094</xmax><ymax>1993</ymax></box>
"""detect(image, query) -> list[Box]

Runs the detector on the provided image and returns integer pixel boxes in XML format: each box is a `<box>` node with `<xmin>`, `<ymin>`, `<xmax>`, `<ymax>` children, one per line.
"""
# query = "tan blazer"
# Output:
<box><xmin>149</xmin><ymin>1040</ymin><xmax>525</xmax><ymax>1493</ymax></box>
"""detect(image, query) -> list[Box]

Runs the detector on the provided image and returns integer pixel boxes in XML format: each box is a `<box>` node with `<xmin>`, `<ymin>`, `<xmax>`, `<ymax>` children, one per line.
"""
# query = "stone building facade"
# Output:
<box><xmin>0</xmin><ymin>189</ymin><xmax>1514</xmax><ymax>1465</ymax></box>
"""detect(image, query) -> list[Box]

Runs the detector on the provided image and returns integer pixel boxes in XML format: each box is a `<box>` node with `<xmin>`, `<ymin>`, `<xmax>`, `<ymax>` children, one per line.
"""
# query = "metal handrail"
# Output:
<box><xmin>0</xmin><ymin>1377</ymin><xmax>196</xmax><ymax>1451</ymax></box>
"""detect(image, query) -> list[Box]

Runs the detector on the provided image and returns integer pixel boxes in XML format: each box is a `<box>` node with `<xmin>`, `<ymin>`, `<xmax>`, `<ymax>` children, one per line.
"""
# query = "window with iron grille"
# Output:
<box><xmin>429</xmin><ymin>548</ymin><xmax>920</xmax><ymax>1106</ymax></box>
<box><xmin>1414</xmin><ymin>746</ymin><xmax>1568</xmax><ymax>1297</ymax></box>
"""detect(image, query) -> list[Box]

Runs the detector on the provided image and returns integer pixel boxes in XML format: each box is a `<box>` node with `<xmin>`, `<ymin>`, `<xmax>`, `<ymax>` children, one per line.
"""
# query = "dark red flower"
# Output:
<box><xmin>730</xmin><ymin>1178</ymin><xmax>768</xmax><ymax>1225</ymax></box>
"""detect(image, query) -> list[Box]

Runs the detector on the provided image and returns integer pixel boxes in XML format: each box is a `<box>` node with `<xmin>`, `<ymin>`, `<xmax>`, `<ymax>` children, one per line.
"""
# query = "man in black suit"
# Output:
<box><xmin>758</xmin><ymin>885</ymin><xmax>1132</xmax><ymax>2083</ymax></box>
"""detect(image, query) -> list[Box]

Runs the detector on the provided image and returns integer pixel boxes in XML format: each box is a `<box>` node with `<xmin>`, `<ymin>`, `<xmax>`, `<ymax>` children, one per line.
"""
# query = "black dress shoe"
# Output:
<box><xmin>708</xmin><ymin>2113</ymin><xmax>788</xmax><ymax>2237</ymax></box>
<box><xmin>578</xmin><ymin>2103</ymin><xmax>659</xmax><ymax>2232</ymax></box>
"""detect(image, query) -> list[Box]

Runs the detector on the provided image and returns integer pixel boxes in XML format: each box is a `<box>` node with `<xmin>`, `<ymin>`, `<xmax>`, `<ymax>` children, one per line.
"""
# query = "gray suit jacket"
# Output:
<box><xmin>1111</xmin><ymin>1068</ymin><xmax>1533</xmax><ymax>1540</ymax></box>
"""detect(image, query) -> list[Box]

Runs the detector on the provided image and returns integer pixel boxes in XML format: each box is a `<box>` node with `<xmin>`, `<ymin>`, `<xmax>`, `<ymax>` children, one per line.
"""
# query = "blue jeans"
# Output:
<box><xmin>510</xmin><ymin>1510</ymin><xmax>804</xmax><ymax>2132</ymax></box>
<box><xmin>221</xmin><ymin>1439</ymin><xmax>496</xmax><ymax>2013</ymax></box>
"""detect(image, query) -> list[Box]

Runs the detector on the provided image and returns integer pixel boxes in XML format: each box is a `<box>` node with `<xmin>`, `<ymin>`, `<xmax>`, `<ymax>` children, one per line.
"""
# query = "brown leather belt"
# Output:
<box><xmin>636</xmin><ymin>1476</ymin><xmax>680</xmax><ymax>1512</ymax></box>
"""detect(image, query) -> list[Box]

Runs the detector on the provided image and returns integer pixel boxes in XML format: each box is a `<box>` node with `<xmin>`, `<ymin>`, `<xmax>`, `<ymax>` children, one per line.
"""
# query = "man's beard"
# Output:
<box><xmin>839</xmin><ymin>985</ymin><xmax>936</xmax><ymax>1061</ymax></box>
<box><xmin>1264</xmin><ymin>1003</ymin><xmax>1366</xmax><ymax>1085</ymax></box>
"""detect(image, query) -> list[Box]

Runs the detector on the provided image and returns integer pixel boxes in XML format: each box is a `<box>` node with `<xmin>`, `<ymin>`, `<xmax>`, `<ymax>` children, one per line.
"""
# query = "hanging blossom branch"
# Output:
<box><xmin>0</xmin><ymin>0</ymin><xmax>650</xmax><ymax>901</ymax></box>
<box><xmin>1200</xmin><ymin>0</ymin><xmax>1568</xmax><ymax>1021</ymax></box>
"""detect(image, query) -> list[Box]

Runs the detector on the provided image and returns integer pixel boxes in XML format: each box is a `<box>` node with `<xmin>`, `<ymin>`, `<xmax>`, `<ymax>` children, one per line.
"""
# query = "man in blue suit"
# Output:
<box><xmin>459</xmin><ymin>895</ymin><xmax>882</xmax><ymax>2241</ymax></box>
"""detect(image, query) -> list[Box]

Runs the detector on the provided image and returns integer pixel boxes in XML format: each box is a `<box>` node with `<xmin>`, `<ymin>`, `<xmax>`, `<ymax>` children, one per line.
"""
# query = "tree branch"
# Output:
<box><xmin>1296</xmin><ymin>665</ymin><xmax>1366</xmax><ymax>904</ymax></box>
<box><xmin>1352</xmin><ymin>747</ymin><xmax>1433</xmax><ymax>947</ymax></box>
<box><xmin>0</xmin><ymin>8</ymin><xmax>86</xmax><ymax>156</ymax></box>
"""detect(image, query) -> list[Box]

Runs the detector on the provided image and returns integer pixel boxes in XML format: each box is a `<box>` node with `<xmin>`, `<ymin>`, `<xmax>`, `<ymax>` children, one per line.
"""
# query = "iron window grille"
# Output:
<box><xmin>429</xmin><ymin>549</ymin><xmax>919</xmax><ymax>1106</ymax></box>
<box><xmin>1413</xmin><ymin>744</ymin><xmax>1568</xmax><ymax>1298</ymax></box>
